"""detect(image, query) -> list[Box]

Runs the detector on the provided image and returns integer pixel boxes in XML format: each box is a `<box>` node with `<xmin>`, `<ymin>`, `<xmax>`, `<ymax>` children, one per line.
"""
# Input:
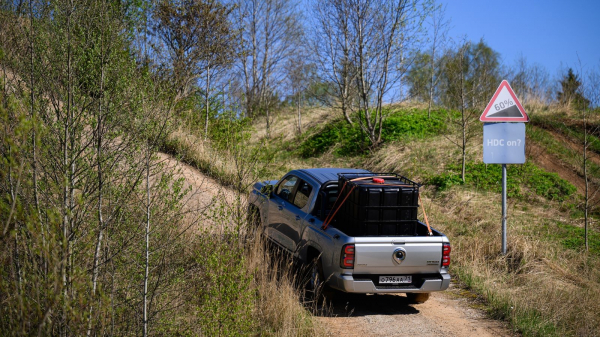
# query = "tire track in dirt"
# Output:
<box><xmin>156</xmin><ymin>152</ymin><xmax>241</xmax><ymax>229</ymax></box>
<box><xmin>528</xmin><ymin>126</ymin><xmax>600</xmax><ymax>202</ymax></box>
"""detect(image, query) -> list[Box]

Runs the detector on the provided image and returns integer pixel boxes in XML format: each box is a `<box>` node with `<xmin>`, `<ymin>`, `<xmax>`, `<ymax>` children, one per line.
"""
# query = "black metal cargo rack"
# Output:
<box><xmin>334</xmin><ymin>172</ymin><xmax>421</xmax><ymax>236</ymax></box>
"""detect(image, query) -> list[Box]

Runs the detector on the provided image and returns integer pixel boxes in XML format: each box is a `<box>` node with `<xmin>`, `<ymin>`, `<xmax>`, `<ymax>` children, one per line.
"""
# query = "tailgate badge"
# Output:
<box><xmin>392</xmin><ymin>248</ymin><xmax>407</xmax><ymax>265</ymax></box>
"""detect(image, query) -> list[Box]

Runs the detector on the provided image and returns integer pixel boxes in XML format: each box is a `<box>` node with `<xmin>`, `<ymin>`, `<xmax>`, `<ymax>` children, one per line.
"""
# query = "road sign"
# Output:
<box><xmin>480</xmin><ymin>80</ymin><xmax>529</xmax><ymax>122</ymax></box>
<box><xmin>483</xmin><ymin>122</ymin><xmax>526</xmax><ymax>164</ymax></box>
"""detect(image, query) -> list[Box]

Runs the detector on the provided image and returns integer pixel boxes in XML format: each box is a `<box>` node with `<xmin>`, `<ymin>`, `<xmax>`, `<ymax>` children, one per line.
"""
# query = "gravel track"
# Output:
<box><xmin>316</xmin><ymin>283</ymin><xmax>515</xmax><ymax>336</ymax></box>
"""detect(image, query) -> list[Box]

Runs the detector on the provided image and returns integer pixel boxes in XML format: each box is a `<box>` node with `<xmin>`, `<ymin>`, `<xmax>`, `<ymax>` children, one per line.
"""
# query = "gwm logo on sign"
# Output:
<box><xmin>480</xmin><ymin>80</ymin><xmax>529</xmax><ymax>122</ymax></box>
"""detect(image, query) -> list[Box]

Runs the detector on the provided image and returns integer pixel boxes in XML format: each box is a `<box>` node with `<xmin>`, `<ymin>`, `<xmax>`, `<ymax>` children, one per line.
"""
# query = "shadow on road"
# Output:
<box><xmin>321</xmin><ymin>292</ymin><xmax>420</xmax><ymax>317</ymax></box>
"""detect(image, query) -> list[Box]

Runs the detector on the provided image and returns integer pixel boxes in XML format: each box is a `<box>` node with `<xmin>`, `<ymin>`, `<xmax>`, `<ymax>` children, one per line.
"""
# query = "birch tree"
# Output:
<box><xmin>311</xmin><ymin>0</ymin><xmax>358</xmax><ymax>125</ymax></box>
<box><xmin>425</xmin><ymin>4</ymin><xmax>449</xmax><ymax>117</ymax></box>
<box><xmin>312</xmin><ymin>0</ymin><xmax>432</xmax><ymax>146</ymax></box>
<box><xmin>232</xmin><ymin>0</ymin><xmax>301</xmax><ymax>137</ymax></box>
<box><xmin>440</xmin><ymin>39</ymin><xmax>500</xmax><ymax>181</ymax></box>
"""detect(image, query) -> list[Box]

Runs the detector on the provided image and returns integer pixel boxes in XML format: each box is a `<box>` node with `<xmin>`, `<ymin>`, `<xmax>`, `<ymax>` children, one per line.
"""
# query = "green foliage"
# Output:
<box><xmin>439</xmin><ymin>39</ymin><xmax>501</xmax><ymax>110</ymax></box>
<box><xmin>196</xmin><ymin>233</ymin><xmax>255</xmax><ymax>336</ymax></box>
<box><xmin>546</xmin><ymin>222</ymin><xmax>600</xmax><ymax>255</ymax></box>
<box><xmin>406</xmin><ymin>51</ymin><xmax>433</xmax><ymax>102</ymax></box>
<box><xmin>557</xmin><ymin>68</ymin><xmax>590</xmax><ymax>110</ymax></box>
<box><xmin>428</xmin><ymin>172</ymin><xmax>463</xmax><ymax>190</ymax></box>
<box><xmin>299</xmin><ymin>109</ymin><xmax>448</xmax><ymax>158</ymax></box>
<box><xmin>430</xmin><ymin>162</ymin><xmax>576</xmax><ymax>201</ymax></box>
<box><xmin>209</xmin><ymin>116</ymin><xmax>253</xmax><ymax>150</ymax></box>
<box><xmin>298</xmin><ymin>119</ymin><xmax>369</xmax><ymax>157</ymax></box>
<box><xmin>381</xmin><ymin>109</ymin><xmax>447</xmax><ymax>142</ymax></box>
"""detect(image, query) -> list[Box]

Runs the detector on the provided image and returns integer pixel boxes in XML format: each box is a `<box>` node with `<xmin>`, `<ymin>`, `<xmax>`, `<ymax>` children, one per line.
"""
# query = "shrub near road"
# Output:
<box><xmin>430</xmin><ymin>162</ymin><xmax>576</xmax><ymax>201</ymax></box>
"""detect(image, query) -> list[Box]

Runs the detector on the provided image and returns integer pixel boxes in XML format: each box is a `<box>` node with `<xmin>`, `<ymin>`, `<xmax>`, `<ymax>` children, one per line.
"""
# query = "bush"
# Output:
<box><xmin>299</xmin><ymin>108</ymin><xmax>449</xmax><ymax>158</ymax></box>
<box><xmin>298</xmin><ymin>119</ymin><xmax>369</xmax><ymax>157</ymax></box>
<box><xmin>429</xmin><ymin>162</ymin><xmax>576</xmax><ymax>201</ymax></box>
<box><xmin>381</xmin><ymin>109</ymin><xmax>447</xmax><ymax>142</ymax></box>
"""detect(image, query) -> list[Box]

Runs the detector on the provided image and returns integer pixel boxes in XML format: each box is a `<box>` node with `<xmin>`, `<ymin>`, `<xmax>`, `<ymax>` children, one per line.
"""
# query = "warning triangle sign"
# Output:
<box><xmin>480</xmin><ymin>80</ymin><xmax>529</xmax><ymax>122</ymax></box>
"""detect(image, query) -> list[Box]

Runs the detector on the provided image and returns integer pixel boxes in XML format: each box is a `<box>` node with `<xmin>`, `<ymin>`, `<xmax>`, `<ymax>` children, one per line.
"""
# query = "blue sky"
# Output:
<box><xmin>438</xmin><ymin>0</ymin><xmax>600</xmax><ymax>76</ymax></box>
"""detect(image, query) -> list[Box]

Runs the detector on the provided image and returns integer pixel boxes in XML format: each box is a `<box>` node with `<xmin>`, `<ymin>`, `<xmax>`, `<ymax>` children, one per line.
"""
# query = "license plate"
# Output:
<box><xmin>379</xmin><ymin>275</ymin><xmax>412</xmax><ymax>284</ymax></box>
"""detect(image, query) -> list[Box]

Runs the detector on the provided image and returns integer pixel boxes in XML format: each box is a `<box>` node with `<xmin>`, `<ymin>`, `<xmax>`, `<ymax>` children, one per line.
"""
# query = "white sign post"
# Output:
<box><xmin>480</xmin><ymin>80</ymin><xmax>529</xmax><ymax>255</ymax></box>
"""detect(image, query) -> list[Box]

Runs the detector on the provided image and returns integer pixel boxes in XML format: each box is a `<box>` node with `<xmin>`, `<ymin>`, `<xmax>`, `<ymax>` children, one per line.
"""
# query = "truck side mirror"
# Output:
<box><xmin>261</xmin><ymin>184</ymin><xmax>274</xmax><ymax>198</ymax></box>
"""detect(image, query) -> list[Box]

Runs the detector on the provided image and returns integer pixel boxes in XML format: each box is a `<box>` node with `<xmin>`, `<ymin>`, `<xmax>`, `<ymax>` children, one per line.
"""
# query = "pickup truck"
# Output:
<box><xmin>248</xmin><ymin>168</ymin><xmax>451</xmax><ymax>303</ymax></box>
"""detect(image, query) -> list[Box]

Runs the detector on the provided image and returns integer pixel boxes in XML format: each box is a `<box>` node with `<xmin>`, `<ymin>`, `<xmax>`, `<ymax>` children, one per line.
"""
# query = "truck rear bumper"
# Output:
<box><xmin>331</xmin><ymin>272</ymin><xmax>450</xmax><ymax>293</ymax></box>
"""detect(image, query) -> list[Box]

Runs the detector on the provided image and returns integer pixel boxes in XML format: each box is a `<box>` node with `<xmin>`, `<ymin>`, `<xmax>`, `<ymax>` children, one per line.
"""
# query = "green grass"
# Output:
<box><xmin>539</xmin><ymin>221</ymin><xmax>600</xmax><ymax>255</ymax></box>
<box><xmin>531</xmin><ymin>113</ymin><xmax>600</xmax><ymax>155</ymax></box>
<box><xmin>298</xmin><ymin>108</ymin><xmax>449</xmax><ymax>158</ymax></box>
<box><xmin>429</xmin><ymin>162</ymin><xmax>577</xmax><ymax>202</ymax></box>
<box><xmin>380</xmin><ymin>108</ymin><xmax>448</xmax><ymax>142</ymax></box>
<box><xmin>528</xmin><ymin>126</ymin><xmax>600</xmax><ymax>181</ymax></box>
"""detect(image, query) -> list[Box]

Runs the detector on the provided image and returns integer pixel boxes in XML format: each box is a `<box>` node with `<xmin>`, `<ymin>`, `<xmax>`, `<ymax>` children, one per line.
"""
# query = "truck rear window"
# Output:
<box><xmin>313</xmin><ymin>184</ymin><xmax>338</xmax><ymax>220</ymax></box>
<box><xmin>293</xmin><ymin>181</ymin><xmax>313</xmax><ymax>209</ymax></box>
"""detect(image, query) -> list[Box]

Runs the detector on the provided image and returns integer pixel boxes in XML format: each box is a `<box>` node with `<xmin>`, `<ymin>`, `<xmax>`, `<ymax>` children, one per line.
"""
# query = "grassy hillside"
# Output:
<box><xmin>168</xmin><ymin>104</ymin><xmax>600</xmax><ymax>336</ymax></box>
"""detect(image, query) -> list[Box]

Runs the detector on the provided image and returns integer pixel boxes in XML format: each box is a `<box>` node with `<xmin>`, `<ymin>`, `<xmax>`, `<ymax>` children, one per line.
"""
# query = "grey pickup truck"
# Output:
<box><xmin>248</xmin><ymin>168</ymin><xmax>451</xmax><ymax>302</ymax></box>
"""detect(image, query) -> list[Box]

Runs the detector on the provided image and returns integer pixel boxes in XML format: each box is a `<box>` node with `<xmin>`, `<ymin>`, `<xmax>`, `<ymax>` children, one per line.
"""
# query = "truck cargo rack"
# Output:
<box><xmin>325</xmin><ymin>173</ymin><xmax>422</xmax><ymax>236</ymax></box>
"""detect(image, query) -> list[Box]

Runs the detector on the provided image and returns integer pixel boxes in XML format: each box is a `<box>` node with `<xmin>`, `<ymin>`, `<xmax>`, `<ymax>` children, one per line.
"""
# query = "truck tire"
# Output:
<box><xmin>308</xmin><ymin>257</ymin><xmax>334</xmax><ymax>301</ymax></box>
<box><xmin>406</xmin><ymin>292</ymin><xmax>430</xmax><ymax>304</ymax></box>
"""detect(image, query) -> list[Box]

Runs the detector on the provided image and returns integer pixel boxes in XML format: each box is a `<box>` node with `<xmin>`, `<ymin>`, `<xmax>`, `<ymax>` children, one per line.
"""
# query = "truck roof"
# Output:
<box><xmin>296</xmin><ymin>168</ymin><xmax>371</xmax><ymax>184</ymax></box>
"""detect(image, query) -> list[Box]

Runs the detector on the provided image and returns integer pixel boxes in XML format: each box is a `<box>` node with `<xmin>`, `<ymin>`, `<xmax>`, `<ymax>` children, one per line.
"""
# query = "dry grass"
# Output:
<box><xmin>425</xmin><ymin>185</ymin><xmax>600</xmax><ymax>336</ymax></box>
<box><xmin>163</xmin><ymin>127</ymin><xmax>252</xmax><ymax>190</ymax></box>
<box><xmin>251</xmin><ymin>107</ymin><xmax>337</xmax><ymax>144</ymax></box>
<box><xmin>363</xmin><ymin>130</ymin><xmax>484</xmax><ymax>183</ymax></box>
<box><xmin>245</xmin><ymin>231</ymin><xmax>323</xmax><ymax>336</ymax></box>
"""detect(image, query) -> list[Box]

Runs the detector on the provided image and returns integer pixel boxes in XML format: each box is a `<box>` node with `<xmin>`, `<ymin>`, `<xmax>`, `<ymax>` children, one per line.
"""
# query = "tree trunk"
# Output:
<box><xmin>427</xmin><ymin>47</ymin><xmax>435</xmax><ymax>118</ymax></box>
<box><xmin>265</xmin><ymin>105</ymin><xmax>270</xmax><ymax>139</ymax></box>
<box><xmin>297</xmin><ymin>93</ymin><xmax>301</xmax><ymax>134</ymax></box>
<box><xmin>460</xmin><ymin>49</ymin><xmax>467</xmax><ymax>183</ymax></box>
<box><xmin>62</xmin><ymin>5</ymin><xmax>73</xmax><ymax>334</ymax></box>
<box><xmin>143</xmin><ymin>143</ymin><xmax>150</xmax><ymax>337</ymax></box>
<box><xmin>88</xmin><ymin>37</ymin><xmax>106</xmax><ymax>336</ymax></box>
<box><xmin>204</xmin><ymin>65</ymin><xmax>210</xmax><ymax>141</ymax></box>
<box><xmin>584</xmin><ymin>112</ymin><xmax>589</xmax><ymax>251</ymax></box>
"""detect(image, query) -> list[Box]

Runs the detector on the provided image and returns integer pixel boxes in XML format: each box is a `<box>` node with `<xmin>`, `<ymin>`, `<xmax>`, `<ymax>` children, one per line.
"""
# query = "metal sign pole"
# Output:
<box><xmin>502</xmin><ymin>164</ymin><xmax>507</xmax><ymax>255</ymax></box>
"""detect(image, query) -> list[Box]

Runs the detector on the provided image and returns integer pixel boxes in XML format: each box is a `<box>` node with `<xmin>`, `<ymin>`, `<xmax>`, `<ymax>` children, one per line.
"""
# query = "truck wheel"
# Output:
<box><xmin>406</xmin><ymin>292</ymin><xmax>430</xmax><ymax>304</ymax></box>
<box><xmin>308</xmin><ymin>258</ymin><xmax>334</xmax><ymax>301</ymax></box>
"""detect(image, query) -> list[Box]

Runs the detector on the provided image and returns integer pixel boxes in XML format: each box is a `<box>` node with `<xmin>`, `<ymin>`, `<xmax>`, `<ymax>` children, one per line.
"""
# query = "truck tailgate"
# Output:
<box><xmin>353</xmin><ymin>237</ymin><xmax>443</xmax><ymax>274</ymax></box>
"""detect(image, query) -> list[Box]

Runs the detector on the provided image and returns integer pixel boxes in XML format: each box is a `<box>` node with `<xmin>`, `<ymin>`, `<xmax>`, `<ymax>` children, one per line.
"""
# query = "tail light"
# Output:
<box><xmin>340</xmin><ymin>244</ymin><xmax>355</xmax><ymax>269</ymax></box>
<box><xmin>442</xmin><ymin>243</ymin><xmax>451</xmax><ymax>267</ymax></box>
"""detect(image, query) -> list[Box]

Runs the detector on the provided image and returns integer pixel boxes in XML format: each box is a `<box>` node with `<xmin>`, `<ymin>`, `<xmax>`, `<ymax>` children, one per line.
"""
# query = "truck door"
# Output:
<box><xmin>268</xmin><ymin>175</ymin><xmax>299</xmax><ymax>251</ymax></box>
<box><xmin>282</xmin><ymin>180</ymin><xmax>313</xmax><ymax>254</ymax></box>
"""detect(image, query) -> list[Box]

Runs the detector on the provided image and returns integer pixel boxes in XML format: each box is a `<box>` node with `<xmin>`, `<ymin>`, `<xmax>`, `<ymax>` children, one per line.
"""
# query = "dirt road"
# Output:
<box><xmin>161</xmin><ymin>151</ymin><xmax>515</xmax><ymax>336</ymax></box>
<box><xmin>317</xmin><ymin>284</ymin><xmax>514</xmax><ymax>337</ymax></box>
